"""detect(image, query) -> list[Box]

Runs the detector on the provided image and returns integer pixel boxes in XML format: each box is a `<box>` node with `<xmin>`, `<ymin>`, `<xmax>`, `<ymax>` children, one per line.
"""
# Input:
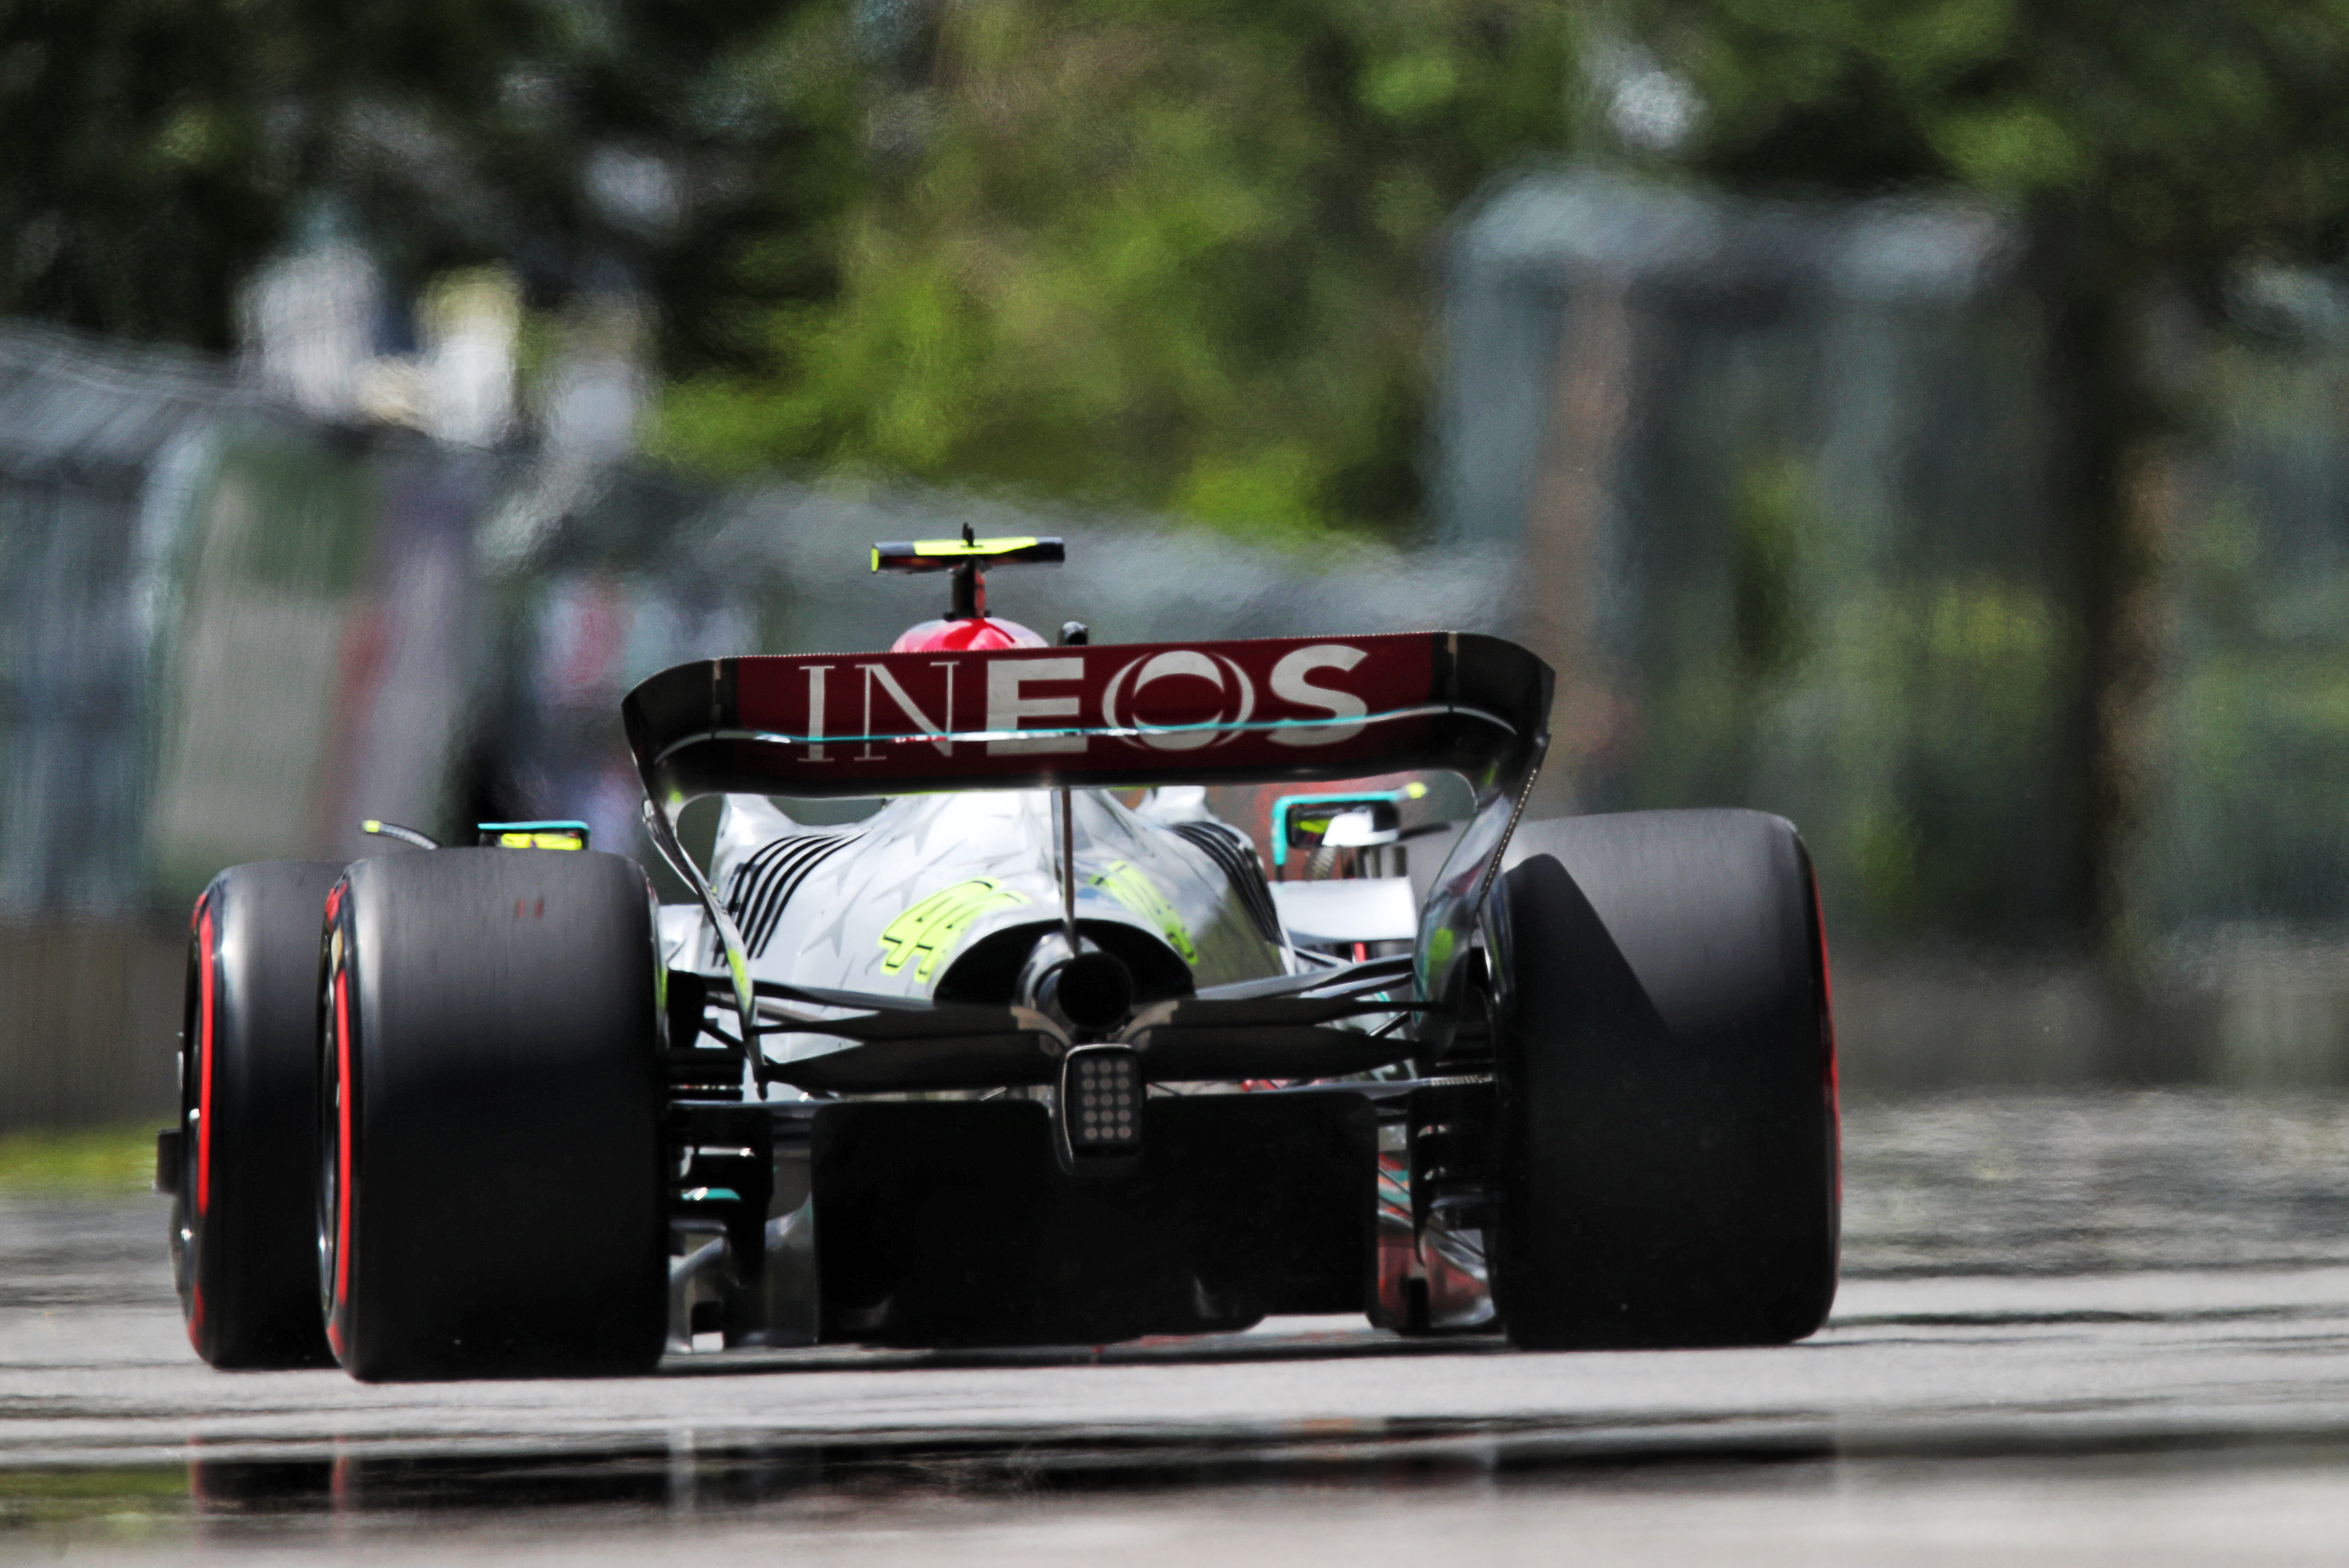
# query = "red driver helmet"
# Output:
<box><xmin>890</xmin><ymin>615</ymin><xmax>1049</xmax><ymax>653</ymax></box>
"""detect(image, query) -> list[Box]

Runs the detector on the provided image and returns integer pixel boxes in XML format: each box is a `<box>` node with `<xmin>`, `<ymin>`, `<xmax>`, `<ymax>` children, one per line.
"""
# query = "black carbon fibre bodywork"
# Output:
<box><xmin>812</xmin><ymin>1093</ymin><xmax>1375</xmax><ymax>1346</ymax></box>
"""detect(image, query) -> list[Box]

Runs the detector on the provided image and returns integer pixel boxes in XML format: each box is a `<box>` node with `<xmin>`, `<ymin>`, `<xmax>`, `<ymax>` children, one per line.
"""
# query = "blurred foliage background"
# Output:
<box><xmin>655</xmin><ymin>0</ymin><xmax>1575</xmax><ymax>541</ymax></box>
<box><xmin>14</xmin><ymin>0</ymin><xmax>2349</xmax><ymax>1119</ymax></box>
<box><xmin>1638</xmin><ymin>0</ymin><xmax>2349</xmax><ymax>946</ymax></box>
<box><xmin>0</xmin><ymin>0</ymin><xmax>852</xmax><ymax>356</ymax></box>
<box><xmin>2</xmin><ymin>0</ymin><xmax>1577</xmax><ymax>541</ymax></box>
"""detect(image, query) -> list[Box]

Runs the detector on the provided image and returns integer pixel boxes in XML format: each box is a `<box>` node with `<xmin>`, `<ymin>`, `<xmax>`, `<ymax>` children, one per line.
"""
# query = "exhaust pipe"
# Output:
<box><xmin>1016</xmin><ymin>931</ymin><xmax>1135</xmax><ymax>1037</ymax></box>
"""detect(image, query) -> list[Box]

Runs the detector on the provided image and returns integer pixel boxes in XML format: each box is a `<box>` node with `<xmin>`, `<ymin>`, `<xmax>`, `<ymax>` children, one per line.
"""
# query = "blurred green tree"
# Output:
<box><xmin>656</xmin><ymin>0</ymin><xmax>1577</xmax><ymax>541</ymax></box>
<box><xmin>0</xmin><ymin>0</ymin><xmax>850</xmax><ymax>359</ymax></box>
<box><xmin>1630</xmin><ymin>0</ymin><xmax>2349</xmax><ymax>951</ymax></box>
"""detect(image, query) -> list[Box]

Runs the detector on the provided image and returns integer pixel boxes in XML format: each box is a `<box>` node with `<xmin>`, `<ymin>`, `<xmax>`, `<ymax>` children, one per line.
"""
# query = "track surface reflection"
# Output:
<box><xmin>6</xmin><ymin>1090</ymin><xmax>2349</xmax><ymax>1563</ymax></box>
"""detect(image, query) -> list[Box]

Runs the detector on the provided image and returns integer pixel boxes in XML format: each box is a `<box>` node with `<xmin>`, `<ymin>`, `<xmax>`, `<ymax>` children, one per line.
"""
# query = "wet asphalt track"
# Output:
<box><xmin>8</xmin><ymin>1090</ymin><xmax>2349</xmax><ymax>1563</ymax></box>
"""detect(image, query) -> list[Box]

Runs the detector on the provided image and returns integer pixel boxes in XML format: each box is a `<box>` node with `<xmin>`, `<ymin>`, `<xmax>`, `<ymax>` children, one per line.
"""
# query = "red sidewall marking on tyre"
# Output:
<box><xmin>197</xmin><ymin>906</ymin><xmax>215</xmax><ymax>1216</ymax></box>
<box><xmin>331</xmin><ymin>959</ymin><xmax>354</xmax><ymax>1351</ymax></box>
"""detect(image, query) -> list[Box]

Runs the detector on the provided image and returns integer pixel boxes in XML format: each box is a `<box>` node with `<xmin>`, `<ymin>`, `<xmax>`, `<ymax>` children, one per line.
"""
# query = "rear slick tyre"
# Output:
<box><xmin>174</xmin><ymin>861</ymin><xmax>345</xmax><ymax>1369</ymax></box>
<box><xmin>320</xmin><ymin>848</ymin><xmax>667</xmax><ymax>1381</ymax></box>
<box><xmin>1493</xmin><ymin>810</ymin><xmax>1839</xmax><ymax>1351</ymax></box>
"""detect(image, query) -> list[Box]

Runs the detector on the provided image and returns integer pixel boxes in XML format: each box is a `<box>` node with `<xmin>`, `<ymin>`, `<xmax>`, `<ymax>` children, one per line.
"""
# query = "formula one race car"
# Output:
<box><xmin>160</xmin><ymin>535</ymin><xmax>1839</xmax><ymax>1380</ymax></box>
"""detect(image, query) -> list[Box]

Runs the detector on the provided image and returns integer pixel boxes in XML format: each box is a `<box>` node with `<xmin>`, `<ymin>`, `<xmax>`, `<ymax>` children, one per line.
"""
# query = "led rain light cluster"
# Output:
<box><xmin>1068</xmin><ymin>1050</ymin><xmax>1141</xmax><ymax>1147</ymax></box>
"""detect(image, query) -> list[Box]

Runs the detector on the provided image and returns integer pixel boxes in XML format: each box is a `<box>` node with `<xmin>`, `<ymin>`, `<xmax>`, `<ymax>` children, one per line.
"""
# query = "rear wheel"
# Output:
<box><xmin>174</xmin><ymin>860</ymin><xmax>345</xmax><ymax>1369</ymax></box>
<box><xmin>320</xmin><ymin>848</ymin><xmax>667</xmax><ymax>1381</ymax></box>
<box><xmin>1493</xmin><ymin>809</ymin><xmax>1838</xmax><ymax>1350</ymax></box>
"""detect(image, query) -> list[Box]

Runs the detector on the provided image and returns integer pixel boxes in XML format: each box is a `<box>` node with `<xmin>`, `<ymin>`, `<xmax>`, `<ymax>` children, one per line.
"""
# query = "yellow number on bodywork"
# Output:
<box><xmin>1090</xmin><ymin>861</ymin><xmax>1198</xmax><ymax>963</ymax></box>
<box><xmin>878</xmin><ymin>879</ymin><xmax>1029</xmax><ymax>979</ymax></box>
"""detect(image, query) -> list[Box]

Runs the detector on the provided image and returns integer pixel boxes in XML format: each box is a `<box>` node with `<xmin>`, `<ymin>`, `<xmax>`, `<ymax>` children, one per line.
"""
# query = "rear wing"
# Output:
<box><xmin>622</xmin><ymin>632</ymin><xmax>1553</xmax><ymax>1029</ymax></box>
<box><xmin>624</xmin><ymin>632</ymin><xmax>1546</xmax><ymax>800</ymax></box>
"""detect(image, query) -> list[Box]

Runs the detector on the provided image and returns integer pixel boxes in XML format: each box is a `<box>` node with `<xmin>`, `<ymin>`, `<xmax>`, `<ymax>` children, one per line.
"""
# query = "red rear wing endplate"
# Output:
<box><xmin>622</xmin><ymin>631</ymin><xmax>1553</xmax><ymax>1048</ymax></box>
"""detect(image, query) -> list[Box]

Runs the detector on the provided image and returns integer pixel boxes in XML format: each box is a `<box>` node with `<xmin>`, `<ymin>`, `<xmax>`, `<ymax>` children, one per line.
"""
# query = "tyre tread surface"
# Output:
<box><xmin>1495</xmin><ymin>809</ymin><xmax>1839</xmax><ymax>1350</ymax></box>
<box><xmin>331</xmin><ymin>849</ymin><xmax>665</xmax><ymax>1382</ymax></box>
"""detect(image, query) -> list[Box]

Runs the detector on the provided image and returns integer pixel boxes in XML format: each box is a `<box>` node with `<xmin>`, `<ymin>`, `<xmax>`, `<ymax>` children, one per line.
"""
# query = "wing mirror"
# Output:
<box><xmin>1315</xmin><ymin>803</ymin><xmax>1401</xmax><ymax>849</ymax></box>
<box><xmin>1272</xmin><ymin>780</ymin><xmax>1470</xmax><ymax>872</ymax></box>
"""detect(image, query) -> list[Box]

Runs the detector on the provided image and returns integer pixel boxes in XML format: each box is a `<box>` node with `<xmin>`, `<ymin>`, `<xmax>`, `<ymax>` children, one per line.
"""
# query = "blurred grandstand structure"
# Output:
<box><xmin>10</xmin><ymin>168</ymin><xmax>2349</xmax><ymax>1127</ymax></box>
<box><xmin>1441</xmin><ymin>170</ymin><xmax>2349</xmax><ymax>1086</ymax></box>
